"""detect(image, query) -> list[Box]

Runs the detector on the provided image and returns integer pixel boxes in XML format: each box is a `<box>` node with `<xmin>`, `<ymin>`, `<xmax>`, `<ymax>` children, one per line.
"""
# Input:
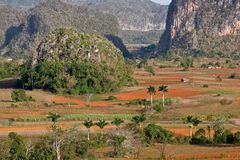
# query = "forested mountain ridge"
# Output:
<box><xmin>0</xmin><ymin>0</ymin><xmax>119</xmax><ymax>57</ymax></box>
<box><xmin>0</xmin><ymin>0</ymin><xmax>169</xmax><ymax>44</ymax></box>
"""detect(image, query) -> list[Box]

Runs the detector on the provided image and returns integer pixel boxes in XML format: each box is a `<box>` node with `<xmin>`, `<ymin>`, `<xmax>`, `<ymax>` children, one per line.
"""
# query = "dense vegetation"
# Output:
<box><xmin>0</xmin><ymin>59</ymin><xmax>21</xmax><ymax>80</ymax></box>
<box><xmin>20</xmin><ymin>28</ymin><xmax>135</xmax><ymax>94</ymax></box>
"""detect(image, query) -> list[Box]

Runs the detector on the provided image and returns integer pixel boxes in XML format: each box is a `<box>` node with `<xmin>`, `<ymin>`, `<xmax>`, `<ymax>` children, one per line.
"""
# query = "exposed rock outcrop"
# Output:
<box><xmin>158</xmin><ymin>0</ymin><xmax>240</xmax><ymax>56</ymax></box>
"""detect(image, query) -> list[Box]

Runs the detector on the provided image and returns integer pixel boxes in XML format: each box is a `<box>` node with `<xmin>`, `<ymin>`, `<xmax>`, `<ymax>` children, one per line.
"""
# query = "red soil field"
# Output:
<box><xmin>115</xmin><ymin>88</ymin><xmax>201</xmax><ymax>101</ymax></box>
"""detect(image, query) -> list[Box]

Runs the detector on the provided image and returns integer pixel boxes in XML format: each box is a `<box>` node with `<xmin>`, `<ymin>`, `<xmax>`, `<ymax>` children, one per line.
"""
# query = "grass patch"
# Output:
<box><xmin>128</xmin><ymin>98</ymin><xmax>174</xmax><ymax>106</ymax></box>
<box><xmin>14</xmin><ymin>114</ymin><xmax>136</xmax><ymax>122</ymax></box>
<box><xmin>207</xmin><ymin>90</ymin><xmax>240</xmax><ymax>96</ymax></box>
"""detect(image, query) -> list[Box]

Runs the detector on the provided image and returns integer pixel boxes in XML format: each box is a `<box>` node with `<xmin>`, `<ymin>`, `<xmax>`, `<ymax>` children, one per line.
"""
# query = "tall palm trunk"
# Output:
<box><xmin>87</xmin><ymin>128</ymin><xmax>90</xmax><ymax>141</ymax></box>
<box><xmin>189</xmin><ymin>125</ymin><xmax>193</xmax><ymax>137</ymax></box>
<box><xmin>150</xmin><ymin>94</ymin><xmax>153</xmax><ymax>107</ymax></box>
<box><xmin>56</xmin><ymin>144</ymin><xmax>61</xmax><ymax>160</ymax></box>
<box><xmin>162</xmin><ymin>93</ymin><xmax>165</xmax><ymax>107</ymax></box>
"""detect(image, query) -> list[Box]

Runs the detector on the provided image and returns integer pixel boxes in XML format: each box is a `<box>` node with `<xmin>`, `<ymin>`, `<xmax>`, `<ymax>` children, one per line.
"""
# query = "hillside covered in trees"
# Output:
<box><xmin>21</xmin><ymin>28</ymin><xmax>134</xmax><ymax>94</ymax></box>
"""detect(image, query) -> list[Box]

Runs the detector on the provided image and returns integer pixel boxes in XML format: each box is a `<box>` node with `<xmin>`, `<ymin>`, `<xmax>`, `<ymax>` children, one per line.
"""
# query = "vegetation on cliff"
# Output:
<box><xmin>20</xmin><ymin>28</ymin><xmax>135</xmax><ymax>94</ymax></box>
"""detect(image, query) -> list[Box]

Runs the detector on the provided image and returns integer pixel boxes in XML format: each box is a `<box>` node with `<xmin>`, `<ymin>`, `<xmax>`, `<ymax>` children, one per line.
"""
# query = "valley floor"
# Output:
<box><xmin>0</xmin><ymin>66</ymin><xmax>240</xmax><ymax>159</ymax></box>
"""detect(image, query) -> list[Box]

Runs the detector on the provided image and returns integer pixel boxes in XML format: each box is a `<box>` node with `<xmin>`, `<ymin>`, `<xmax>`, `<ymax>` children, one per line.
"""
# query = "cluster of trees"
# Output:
<box><xmin>0</xmin><ymin>59</ymin><xmax>21</xmax><ymax>80</ymax></box>
<box><xmin>0</xmin><ymin>112</ymin><xmax>175</xmax><ymax>160</ymax></box>
<box><xmin>20</xmin><ymin>60</ymin><xmax>134</xmax><ymax>95</ymax></box>
<box><xmin>183</xmin><ymin>115</ymin><xmax>240</xmax><ymax>145</ymax></box>
<box><xmin>1</xmin><ymin>112</ymin><xmax>240</xmax><ymax>159</ymax></box>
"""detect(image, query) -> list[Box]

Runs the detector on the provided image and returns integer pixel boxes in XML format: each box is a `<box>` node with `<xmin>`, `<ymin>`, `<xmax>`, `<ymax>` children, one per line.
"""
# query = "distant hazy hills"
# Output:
<box><xmin>0</xmin><ymin>0</ymin><xmax>168</xmax><ymax>44</ymax></box>
<box><xmin>67</xmin><ymin>0</ymin><xmax>168</xmax><ymax>32</ymax></box>
<box><xmin>0</xmin><ymin>0</ymin><xmax>120</xmax><ymax>57</ymax></box>
<box><xmin>69</xmin><ymin>0</ymin><xmax>168</xmax><ymax>44</ymax></box>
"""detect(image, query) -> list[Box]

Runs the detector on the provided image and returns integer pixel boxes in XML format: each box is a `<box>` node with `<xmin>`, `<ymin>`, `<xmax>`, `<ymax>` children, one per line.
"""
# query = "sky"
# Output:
<box><xmin>151</xmin><ymin>0</ymin><xmax>171</xmax><ymax>5</ymax></box>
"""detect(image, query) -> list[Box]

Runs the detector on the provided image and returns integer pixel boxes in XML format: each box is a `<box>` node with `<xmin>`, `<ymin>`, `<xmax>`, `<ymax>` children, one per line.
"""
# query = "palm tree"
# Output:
<box><xmin>158</xmin><ymin>85</ymin><xmax>168</xmax><ymax>107</ymax></box>
<box><xmin>111</xmin><ymin>118</ymin><xmax>124</xmax><ymax>133</ymax></box>
<box><xmin>47</xmin><ymin>112</ymin><xmax>61</xmax><ymax>125</ymax></box>
<box><xmin>183</xmin><ymin>115</ymin><xmax>202</xmax><ymax>137</ymax></box>
<box><xmin>95</xmin><ymin>120</ymin><xmax>109</xmax><ymax>131</ymax></box>
<box><xmin>83</xmin><ymin>119</ymin><xmax>94</xmax><ymax>140</ymax></box>
<box><xmin>192</xmin><ymin>117</ymin><xmax>202</xmax><ymax>133</ymax></box>
<box><xmin>132</xmin><ymin>114</ymin><xmax>146</xmax><ymax>129</ymax></box>
<box><xmin>147</xmin><ymin>86</ymin><xmax>156</xmax><ymax>107</ymax></box>
<box><xmin>47</xmin><ymin>112</ymin><xmax>61</xmax><ymax>160</ymax></box>
<box><xmin>183</xmin><ymin>115</ymin><xmax>194</xmax><ymax>137</ymax></box>
<box><xmin>95</xmin><ymin>120</ymin><xmax>109</xmax><ymax>141</ymax></box>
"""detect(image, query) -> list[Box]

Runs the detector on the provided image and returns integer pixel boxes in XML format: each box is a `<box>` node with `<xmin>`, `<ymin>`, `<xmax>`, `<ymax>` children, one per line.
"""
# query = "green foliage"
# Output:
<box><xmin>153</xmin><ymin>104</ymin><xmax>164</xmax><ymax>113</ymax></box>
<box><xmin>109</xmin><ymin>135</ymin><xmax>126</xmax><ymax>158</ymax></box>
<box><xmin>132</xmin><ymin>114</ymin><xmax>146</xmax><ymax>126</ymax></box>
<box><xmin>95</xmin><ymin>120</ymin><xmax>108</xmax><ymax>129</ymax></box>
<box><xmin>107</xmin><ymin>96</ymin><xmax>118</xmax><ymax>101</ymax></box>
<box><xmin>20</xmin><ymin>28</ymin><xmax>134</xmax><ymax>94</ymax></box>
<box><xmin>128</xmin><ymin>98</ymin><xmax>173</xmax><ymax>106</ymax></box>
<box><xmin>144</xmin><ymin>65</ymin><xmax>155</xmax><ymax>76</ymax></box>
<box><xmin>144</xmin><ymin>124</ymin><xmax>173</xmax><ymax>144</ymax></box>
<box><xmin>147</xmin><ymin>86</ymin><xmax>156</xmax><ymax>95</ymax></box>
<box><xmin>15</xmin><ymin>114</ymin><xmax>135</xmax><ymax>122</ymax></box>
<box><xmin>29</xmin><ymin>140</ymin><xmax>56</xmax><ymax>160</ymax></box>
<box><xmin>183</xmin><ymin>115</ymin><xmax>202</xmax><ymax>127</ymax></box>
<box><xmin>180</xmin><ymin>57</ymin><xmax>194</xmax><ymax>70</ymax></box>
<box><xmin>8</xmin><ymin>132</ymin><xmax>28</xmax><ymax>160</ymax></box>
<box><xmin>47</xmin><ymin>113</ymin><xmax>60</xmax><ymax>124</ymax></box>
<box><xmin>190</xmin><ymin>128</ymin><xmax>208</xmax><ymax>144</ymax></box>
<box><xmin>11</xmin><ymin>89</ymin><xmax>33</xmax><ymax>102</ymax></box>
<box><xmin>158</xmin><ymin>85</ymin><xmax>168</xmax><ymax>93</ymax></box>
<box><xmin>0</xmin><ymin>60</ymin><xmax>21</xmax><ymax>80</ymax></box>
<box><xmin>83</xmin><ymin>119</ymin><xmax>94</xmax><ymax>129</ymax></box>
<box><xmin>203</xmin><ymin>84</ymin><xmax>209</xmax><ymax>88</ymax></box>
<box><xmin>121</xmin><ymin>30</ymin><xmax>163</xmax><ymax>44</ymax></box>
<box><xmin>111</xmin><ymin>118</ymin><xmax>124</xmax><ymax>127</ymax></box>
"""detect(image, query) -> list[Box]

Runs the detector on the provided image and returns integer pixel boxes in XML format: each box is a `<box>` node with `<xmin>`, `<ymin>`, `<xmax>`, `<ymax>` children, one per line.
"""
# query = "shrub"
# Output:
<box><xmin>180</xmin><ymin>57</ymin><xmax>194</xmax><ymax>70</ymax></box>
<box><xmin>203</xmin><ymin>84</ymin><xmax>209</xmax><ymax>88</ymax></box>
<box><xmin>128</xmin><ymin>98</ymin><xmax>173</xmax><ymax>106</ymax></box>
<box><xmin>190</xmin><ymin>136</ymin><xmax>208</xmax><ymax>144</ymax></box>
<box><xmin>228</xmin><ymin>72</ymin><xmax>239</xmax><ymax>79</ymax></box>
<box><xmin>153</xmin><ymin>104</ymin><xmax>164</xmax><ymax>113</ymax></box>
<box><xmin>8</xmin><ymin>132</ymin><xmax>28</xmax><ymax>160</ymax></box>
<box><xmin>234</xmin><ymin>132</ymin><xmax>240</xmax><ymax>144</ymax></box>
<box><xmin>174</xmin><ymin>136</ymin><xmax>190</xmax><ymax>144</ymax></box>
<box><xmin>11</xmin><ymin>90</ymin><xmax>30</xmax><ymax>102</ymax></box>
<box><xmin>220</xmin><ymin>99</ymin><xmax>233</xmax><ymax>105</ymax></box>
<box><xmin>10</xmin><ymin>104</ymin><xmax>19</xmax><ymax>108</ymax></box>
<box><xmin>190</xmin><ymin>128</ymin><xmax>208</xmax><ymax>144</ymax></box>
<box><xmin>108</xmin><ymin>135</ymin><xmax>126</xmax><ymax>157</ymax></box>
<box><xmin>107</xmin><ymin>96</ymin><xmax>118</xmax><ymax>101</ymax></box>
<box><xmin>144</xmin><ymin>65</ymin><xmax>155</xmax><ymax>76</ymax></box>
<box><xmin>144</xmin><ymin>124</ymin><xmax>173</xmax><ymax>144</ymax></box>
<box><xmin>128</xmin><ymin>99</ymin><xmax>149</xmax><ymax>106</ymax></box>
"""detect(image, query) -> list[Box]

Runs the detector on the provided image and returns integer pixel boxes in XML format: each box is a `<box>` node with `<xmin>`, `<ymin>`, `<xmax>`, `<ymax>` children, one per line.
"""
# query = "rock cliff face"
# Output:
<box><xmin>158</xmin><ymin>0</ymin><xmax>240</xmax><ymax>56</ymax></box>
<box><xmin>0</xmin><ymin>6</ymin><xmax>26</xmax><ymax>47</ymax></box>
<box><xmin>71</xmin><ymin>0</ymin><xmax>168</xmax><ymax>32</ymax></box>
